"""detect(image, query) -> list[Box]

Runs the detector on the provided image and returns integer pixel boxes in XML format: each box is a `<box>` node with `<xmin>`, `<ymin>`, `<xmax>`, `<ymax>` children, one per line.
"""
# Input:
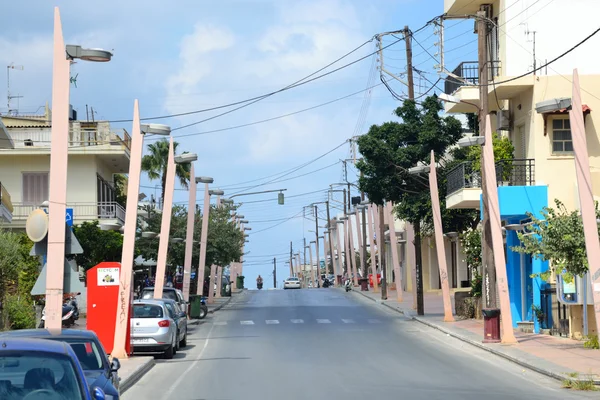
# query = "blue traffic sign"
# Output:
<box><xmin>66</xmin><ymin>208</ymin><xmax>73</xmax><ymax>227</ymax></box>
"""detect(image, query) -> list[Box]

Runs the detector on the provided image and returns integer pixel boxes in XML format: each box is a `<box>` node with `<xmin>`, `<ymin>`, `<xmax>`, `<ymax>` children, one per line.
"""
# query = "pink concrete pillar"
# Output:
<box><xmin>45</xmin><ymin>7</ymin><xmax>71</xmax><ymax>332</ymax></box>
<box><xmin>570</xmin><ymin>69</ymin><xmax>600</xmax><ymax>334</ymax></box>
<box><xmin>197</xmin><ymin>184</ymin><xmax>211</xmax><ymax>296</ymax></box>
<box><xmin>367</xmin><ymin>204</ymin><xmax>379</xmax><ymax>292</ymax></box>
<box><xmin>406</xmin><ymin>223</ymin><xmax>417</xmax><ymax>310</ymax></box>
<box><xmin>373</xmin><ymin>205</ymin><xmax>382</xmax><ymax>279</ymax></box>
<box><xmin>216</xmin><ymin>266</ymin><xmax>223</xmax><ymax>298</ymax></box>
<box><xmin>482</xmin><ymin>115</ymin><xmax>516</xmax><ymax>343</ymax></box>
<box><xmin>386</xmin><ymin>202</ymin><xmax>403</xmax><ymax>302</ymax></box>
<box><xmin>428</xmin><ymin>150</ymin><xmax>454</xmax><ymax>322</ymax></box>
<box><xmin>347</xmin><ymin>217</ymin><xmax>359</xmax><ymax>286</ymax></box>
<box><xmin>354</xmin><ymin>209</ymin><xmax>365</xmax><ymax>276</ymax></box>
<box><xmin>182</xmin><ymin>164</ymin><xmax>197</xmax><ymax>302</ymax></box>
<box><xmin>322</xmin><ymin>234</ymin><xmax>329</xmax><ymax>280</ymax></box>
<box><xmin>335</xmin><ymin>223</ymin><xmax>344</xmax><ymax>279</ymax></box>
<box><xmin>207</xmin><ymin>196</ymin><xmax>223</xmax><ymax>302</ymax></box>
<box><xmin>112</xmin><ymin>100</ymin><xmax>144</xmax><ymax>358</ymax></box>
<box><xmin>308</xmin><ymin>242</ymin><xmax>314</xmax><ymax>286</ymax></box>
<box><xmin>153</xmin><ymin>137</ymin><xmax>176</xmax><ymax>299</ymax></box>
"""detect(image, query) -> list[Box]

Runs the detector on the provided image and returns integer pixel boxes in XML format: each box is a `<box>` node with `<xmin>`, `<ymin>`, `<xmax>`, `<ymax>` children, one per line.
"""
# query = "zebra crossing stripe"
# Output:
<box><xmin>266</xmin><ymin>320</ymin><xmax>279</xmax><ymax>324</ymax></box>
<box><xmin>316</xmin><ymin>319</ymin><xmax>331</xmax><ymax>324</ymax></box>
<box><xmin>341</xmin><ymin>319</ymin><xmax>355</xmax><ymax>324</ymax></box>
<box><xmin>240</xmin><ymin>320</ymin><xmax>254</xmax><ymax>325</ymax></box>
<box><xmin>291</xmin><ymin>319</ymin><xmax>304</xmax><ymax>323</ymax></box>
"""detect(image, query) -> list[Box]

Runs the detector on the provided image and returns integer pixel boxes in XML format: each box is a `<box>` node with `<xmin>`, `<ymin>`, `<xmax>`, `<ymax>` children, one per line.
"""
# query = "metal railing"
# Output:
<box><xmin>446</xmin><ymin>159</ymin><xmax>535</xmax><ymax>195</ymax></box>
<box><xmin>444</xmin><ymin>60</ymin><xmax>502</xmax><ymax>95</ymax></box>
<box><xmin>11</xmin><ymin>201</ymin><xmax>125</xmax><ymax>224</ymax></box>
<box><xmin>0</xmin><ymin>183</ymin><xmax>13</xmax><ymax>213</ymax></box>
<box><xmin>9</xmin><ymin>129</ymin><xmax>131</xmax><ymax>151</ymax></box>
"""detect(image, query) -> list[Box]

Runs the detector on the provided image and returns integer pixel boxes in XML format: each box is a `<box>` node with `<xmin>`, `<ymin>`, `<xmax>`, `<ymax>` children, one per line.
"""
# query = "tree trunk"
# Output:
<box><xmin>161</xmin><ymin>168</ymin><xmax>167</xmax><ymax>210</ymax></box>
<box><xmin>414</xmin><ymin>222</ymin><xmax>424</xmax><ymax>316</ymax></box>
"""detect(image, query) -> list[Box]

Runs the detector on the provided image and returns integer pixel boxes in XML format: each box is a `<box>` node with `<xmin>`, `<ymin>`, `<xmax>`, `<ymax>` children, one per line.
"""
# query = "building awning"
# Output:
<box><xmin>542</xmin><ymin>105</ymin><xmax>591</xmax><ymax>136</ymax></box>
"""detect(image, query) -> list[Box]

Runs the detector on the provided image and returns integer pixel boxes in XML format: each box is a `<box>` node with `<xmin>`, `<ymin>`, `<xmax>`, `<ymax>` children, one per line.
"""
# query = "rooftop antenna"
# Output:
<box><xmin>7</xmin><ymin>63</ymin><xmax>24</xmax><ymax>115</ymax></box>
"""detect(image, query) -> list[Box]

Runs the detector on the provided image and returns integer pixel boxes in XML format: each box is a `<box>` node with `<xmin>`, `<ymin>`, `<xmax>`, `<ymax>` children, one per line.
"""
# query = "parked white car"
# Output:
<box><xmin>283</xmin><ymin>277</ymin><xmax>301</xmax><ymax>289</ymax></box>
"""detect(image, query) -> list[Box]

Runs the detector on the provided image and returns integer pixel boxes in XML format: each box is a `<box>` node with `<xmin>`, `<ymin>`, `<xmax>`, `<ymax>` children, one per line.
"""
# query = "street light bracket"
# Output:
<box><xmin>141</xmin><ymin>123</ymin><xmax>171</xmax><ymax>136</ymax></box>
<box><xmin>174</xmin><ymin>153</ymin><xmax>198</xmax><ymax>164</ymax></box>
<box><xmin>458</xmin><ymin>136</ymin><xmax>485</xmax><ymax>147</ymax></box>
<box><xmin>196</xmin><ymin>176</ymin><xmax>214</xmax><ymax>184</ymax></box>
<box><xmin>209</xmin><ymin>189</ymin><xmax>224</xmax><ymax>196</ymax></box>
<box><xmin>65</xmin><ymin>45</ymin><xmax>112</xmax><ymax>62</ymax></box>
<box><xmin>408</xmin><ymin>164</ymin><xmax>429</xmax><ymax>174</ymax></box>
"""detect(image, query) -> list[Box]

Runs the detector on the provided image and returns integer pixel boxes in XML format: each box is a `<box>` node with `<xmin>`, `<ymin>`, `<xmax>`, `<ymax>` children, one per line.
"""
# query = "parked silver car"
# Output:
<box><xmin>131</xmin><ymin>299</ymin><xmax>187</xmax><ymax>359</ymax></box>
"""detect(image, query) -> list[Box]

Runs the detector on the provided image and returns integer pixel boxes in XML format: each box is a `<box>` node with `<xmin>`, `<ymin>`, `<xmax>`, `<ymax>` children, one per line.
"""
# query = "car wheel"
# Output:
<box><xmin>163</xmin><ymin>343</ymin><xmax>174</xmax><ymax>359</ymax></box>
<box><xmin>180</xmin><ymin>329</ymin><xmax>187</xmax><ymax>348</ymax></box>
<box><xmin>174</xmin><ymin>331</ymin><xmax>179</xmax><ymax>352</ymax></box>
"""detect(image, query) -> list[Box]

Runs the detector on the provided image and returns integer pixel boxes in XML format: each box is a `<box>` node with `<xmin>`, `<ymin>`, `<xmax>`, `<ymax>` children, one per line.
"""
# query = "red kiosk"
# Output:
<box><xmin>86</xmin><ymin>262</ymin><xmax>132</xmax><ymax>355</ymax></box>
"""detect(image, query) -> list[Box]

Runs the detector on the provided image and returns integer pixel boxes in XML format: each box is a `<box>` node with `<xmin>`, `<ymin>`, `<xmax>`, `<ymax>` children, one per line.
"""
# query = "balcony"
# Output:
<box><xmin>8</xmin><ymin>128</ymin><xmax>131</xmax><ymax>152</ymax></box>
<box><xmin>446</xmin><ymin>159</ymin><xmax>535</xmax><ymax>209</ymax></box>
<box><xmin>0</xmin><ymin>183</ymin><xmax>13</xmax><ymax>223</ymax></box>
<box><xmin>443</xmin><ymin>61</ymin><xmax>501</xmax><ymax>114</ymax></box>
<box><xmin>11</xmin><ymin>201</ymin><xmax>125</xmax><ymax>226</ymax></box>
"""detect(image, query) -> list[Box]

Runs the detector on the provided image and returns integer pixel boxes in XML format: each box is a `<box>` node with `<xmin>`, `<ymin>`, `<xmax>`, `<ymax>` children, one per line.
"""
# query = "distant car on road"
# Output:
<box><xmin>140</xmin><ymin>287</ymin><xmax>188</xmax><ymax>315</ymax></box>
<box><xmin>132</xmin><ymin>299</ymin><xmax>187</xmax><ymax>359</ymax></box>
<box><xmin>0</xmin><ymin>328</ymin><xmax>121</xmax><ymax>399</ymax></box>
<box><xmin>283</xmin><ymin>277</ymin><xmax>301</xmax><ymax>289</ymax></box>
<box><xmin>0</xmin><ymin>337</ymin><xmax>102</xmax><ymax>399</ymax></box>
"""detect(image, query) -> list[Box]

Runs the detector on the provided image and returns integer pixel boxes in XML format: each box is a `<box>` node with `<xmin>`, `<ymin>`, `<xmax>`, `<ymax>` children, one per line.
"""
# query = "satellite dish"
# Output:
<box><xmin>26</xmin><ymin>209</ymin><xmax>49</xmax><ymax>242</ymax></box>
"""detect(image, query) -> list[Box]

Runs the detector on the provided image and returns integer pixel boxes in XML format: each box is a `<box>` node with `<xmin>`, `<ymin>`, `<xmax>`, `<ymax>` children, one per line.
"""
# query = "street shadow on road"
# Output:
<box><xmin>191</xmin><ymin>335</ymin><xmax>261</xmax><ymax>340</ymax></box>
<box><xmin>155</xmin><ymin>356</ymin><xmax>252</xmax><ymax>364</ymax></box>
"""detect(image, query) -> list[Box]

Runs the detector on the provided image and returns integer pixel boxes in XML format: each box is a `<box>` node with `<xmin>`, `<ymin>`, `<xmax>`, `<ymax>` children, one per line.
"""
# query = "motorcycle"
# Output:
<box><xmin>344</xmin><ymin>278</ymin><xmax>352</xmax><ymax>292</ymax></box>
<box><xmin>39</xmin><ymin>304</ymin><xmax>76</xmax><ymax>328</ymax></box>
<box><xmin>198</xmin><ymin>296</ymin><xmax>209</xmax><ymax>320</ymax></box>
<box><xmin>65</xmin><ymin>293</ymin><xmax>80</xmax><ymax>321</ymax></box>
<box><xmin>322</xmin><ymin>278</ymin><xmax>331</xmax><ymax>288</ymax></box>
<box><xmin>257</xmin><ymin>282</ymin><xmax>263</xmax><ymax>290</ymax></box>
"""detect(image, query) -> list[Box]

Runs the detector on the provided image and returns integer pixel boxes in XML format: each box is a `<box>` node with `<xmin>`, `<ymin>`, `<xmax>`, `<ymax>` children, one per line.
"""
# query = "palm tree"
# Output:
<box><xmin>141</xmin><ymin>138</ymin><xmax>190</xmax><ymax>207</ymax></box>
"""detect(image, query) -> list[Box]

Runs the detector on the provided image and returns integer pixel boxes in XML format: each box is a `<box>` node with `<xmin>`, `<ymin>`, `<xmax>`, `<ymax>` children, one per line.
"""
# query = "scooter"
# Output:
<box><xmin>322</xmin><ymin>278</ymin><xmax>331</xmax><ymax>288</ymax></box>
<box><xmin>65</xmin><ymin>293</ymin><xmax>80</xmax><ymax>321</ymax></box>
<box><xmin>198</xmin><ymin>297</ymin><xmax>209</xmax><ymax>320</ymax></box>
<box><xmin>257</xmin><ymin>281</ymin><xmax>263</xmax><ymax>290</ymax></box>
<box><xmin>344</xmin><ymin>278</ymin><xmax>352</xmax><ymax>292</ymax></box>
<box><xmin>39</xmin><ymin>304</ymin><xmax>76</xmax><ymax>328</ymax></box>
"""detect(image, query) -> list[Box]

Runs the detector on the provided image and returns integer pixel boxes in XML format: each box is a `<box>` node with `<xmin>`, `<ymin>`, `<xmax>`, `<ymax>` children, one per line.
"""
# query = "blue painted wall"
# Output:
<box><xmin>480</xmin><ymin>185</ymin><xmax>549</xmax><ymax>332</ymax></box>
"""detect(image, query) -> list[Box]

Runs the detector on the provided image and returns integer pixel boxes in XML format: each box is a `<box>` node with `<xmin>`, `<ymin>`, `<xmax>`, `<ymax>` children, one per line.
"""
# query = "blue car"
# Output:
<box><xmin>0</xmin><ymin>337</ymin><xmax>106</xmax><ymax>399</ymax></box>
<box><xmin>0</xmin><ymin>329</ymin><xmax>120</xmax><ymax>399</ymax></box>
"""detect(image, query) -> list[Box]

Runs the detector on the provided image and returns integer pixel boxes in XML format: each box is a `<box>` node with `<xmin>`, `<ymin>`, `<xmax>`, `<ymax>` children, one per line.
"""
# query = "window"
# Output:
<box><xmin>552</xmin><ymin>118</ymin><xmax>573</xmax><ymax>153</ymax></box>
<box><xmin>22</xmin><ymin>172</ymin><xmax>49</xmax><ymax>205</ymax></box>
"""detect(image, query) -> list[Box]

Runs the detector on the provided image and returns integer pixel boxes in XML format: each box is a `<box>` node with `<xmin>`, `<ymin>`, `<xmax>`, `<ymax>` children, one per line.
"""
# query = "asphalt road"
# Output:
<box><xmin>123</xmin><ymin>289</ymin><xmax>596</xmax><ymax>400</ymax></box>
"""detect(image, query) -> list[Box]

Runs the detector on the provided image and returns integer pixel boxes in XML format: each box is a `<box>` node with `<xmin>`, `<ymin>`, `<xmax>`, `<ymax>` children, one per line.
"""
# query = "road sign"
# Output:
<box><xmin>66</xmin><ymin>208</ymin><xmax>73</xmax><ymax>227</ymax></box>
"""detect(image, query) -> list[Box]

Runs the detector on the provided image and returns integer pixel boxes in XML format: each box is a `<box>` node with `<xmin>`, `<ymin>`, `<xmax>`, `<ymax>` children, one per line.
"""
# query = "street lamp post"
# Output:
<box><xmin>46</xmin><ymin>7</ymin><xmax>112</xmax><ymax>332</ymax></box>
<box><xmin>409</xmin><ymin>152</ymin><xmax>453</xmax><ymax>321</ymax></box>
<box><xmin>196</xmin><ymin>177</ymin><xmax>214</xmax><ymax>296</ymax></box>
<box><xmin>366</xmin><ymin>203</ymin><xmax>379</xmax><ymax>292</ymax></box>
<box><xmin>207</xmin><ymin>189</ymin><xmax>224</xmax><ymax>304</ymax></box>
<box><xmin>346</xmin><ymin>214</ymin><xmax>358</xmax><ymax>286</ymax></box>
<box><xmin>176</xmin><ymin>153</ymin><xmax>199</xmax><ymax>303</ymax></box>
<box><xmin>153</xmin><ymin>137</ymin><xmax>177</xmax><ymax>300</ymax></box>
<box><xmin>111</xmin><ymin>120</ymin><xmax>169</xmax><ymax>358</ymax></box>
<box><xmin>383</xmin><ymin>201</ymin><xmax>403</xmax><ymax>302</ymax></box>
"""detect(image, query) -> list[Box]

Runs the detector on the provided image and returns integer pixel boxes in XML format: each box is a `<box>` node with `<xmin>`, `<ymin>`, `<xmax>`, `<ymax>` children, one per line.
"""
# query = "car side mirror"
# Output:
<box><xmin>93</xmin><ymin>387</ymin><xmax>106</xmax><ymax>400</ymax></box>
<box><xmin>111</xmin><ymin>358</ymin><xmax>121</xmax><ymax>372</ymax></box>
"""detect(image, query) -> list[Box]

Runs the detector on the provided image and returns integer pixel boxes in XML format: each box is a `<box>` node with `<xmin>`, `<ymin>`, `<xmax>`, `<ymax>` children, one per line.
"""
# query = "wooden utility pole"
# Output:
<box><xmin>404</xmin><ymin>25</ymin><xmax>424</xmax><ymax>315</ymax></box>
<box><xmin>314</xmin><ymin>205</ymin><xmax>320</xmax><ymax>282</ymax></box>
<box><xmin>273</xmin><ymin>258</ymin><xmax>277</xmax><ymax>288</ymax></box>
<box><xmin>477</xmin><ymin>8</ymin><xmax>496</xmax><ymax>308</ymax></box>
<box><xmin>289</xmin><ymin>241</ymin><xmax>293</xmax><ymax>277</ymax></box>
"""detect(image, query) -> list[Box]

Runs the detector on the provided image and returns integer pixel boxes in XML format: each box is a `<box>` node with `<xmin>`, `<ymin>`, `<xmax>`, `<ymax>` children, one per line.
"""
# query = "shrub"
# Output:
<box><xmin>4</xmin><ymin>294</ymin><xmax>36</xmax><ymax>330</ymax></box>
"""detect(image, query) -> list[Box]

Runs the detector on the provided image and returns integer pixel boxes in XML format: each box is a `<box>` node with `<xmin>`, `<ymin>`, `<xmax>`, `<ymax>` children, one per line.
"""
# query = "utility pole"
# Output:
<box><xmin>378</xmin><ymin>205</ymin><xmax>387</xmax><ymax>300</ymax></box>
<box><xmin>289</xmin><ymin>241</ymin><xmax>293</xmax><ymax>278</ymax></box>
<box><xmin>343</xmin><ymin>188</ymin><xmax>347</xmax><ymax>215</ymax></box>
<box><xmin>303</xmin><ymin>237</ymin><xmax>307</xmax><ymax>286</ymax></box>
<box><xmin>273</xmin><ymin>258</ymin><xmax>277</xmax><ymax>288</ymax></box>
<box><xmin>404</xmin><ymin>25</ymin><xmax>424</xmax><ymax>315</ymax></box>
<box><xmin>360</xmin><ymin>173</ymin><xmax>368</xmax><ymax>279</ymax></box>
<box><xmin>326</xmin><ymin>200</ymin><xmax>337</xmax><ymax>285</ymax></box>
<box><xmin>314</xmin><ymin>205</ymin><xmax>320</xmax><ymax>283</ymax></box>
<box><xmin>477</xmin><ymin>7</ymin><xmax>496</xmax><ymax>309</ymax></box>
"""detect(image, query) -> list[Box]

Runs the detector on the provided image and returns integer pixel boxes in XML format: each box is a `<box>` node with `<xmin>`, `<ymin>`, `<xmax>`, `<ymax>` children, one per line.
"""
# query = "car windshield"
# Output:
<box><xmin>45</xmin><ymin>339</ymin><xmax>104</xmax><ymax>371</ymax></box>
<box><xmin>0</xmin><ymin>351</ymin><xmax>84</xmax><ymax>400</ymax></box>
<box><xmin>133</xmin><ymin>304</ymin><xmax>164</xmax><ymax>318</ymax></box>
<box><xmin>141</xmin><ymin>289</ymin><xmax>177</xmax><ymax>302</ymax></box>
<box><xmin>287</xmin><ymin>278</ymin><xmax>299</xmax><ymax>281</ymax></box>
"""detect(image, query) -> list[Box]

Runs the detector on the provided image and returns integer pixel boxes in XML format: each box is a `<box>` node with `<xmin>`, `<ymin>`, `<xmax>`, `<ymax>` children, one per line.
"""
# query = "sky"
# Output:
<box><xmin>2</xmin><ymin>0</ymin><xmax>482</xmax><ymax>288</ymax></box>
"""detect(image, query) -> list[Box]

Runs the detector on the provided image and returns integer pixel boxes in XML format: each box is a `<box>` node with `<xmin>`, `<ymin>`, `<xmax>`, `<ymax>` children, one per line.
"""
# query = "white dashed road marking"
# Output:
<box><xmin>368</xmin><ymin>319</ymin><xmax>381</xmax><ymax>324</ymax></box>
<box><xmin>316</xmin><ymin>319</ymin><xmax>331</xmax><ymax>324</ymax></box>
<box><xmin>240</xmin><ymin>320</ymin><xmax>254</xmax><ymax>325</ymax></box>
<box><xmin>291</xmin><ymin>319</ymin><xmax>304</xmax><ymax>324</ymax></box>
<box><xmin>266</xmin><ymin>320</ymin><xmax>279</xmax><ymax>324</ymax></box>
<box><xmin>341</xmin><ymin>319</ymin><xmax>355</xmax><ymax>324</ymax></box>
<box><xmin>214</xmin><ymin>321</ymin><xmax>227</xmax><ymax>326</ymax></box>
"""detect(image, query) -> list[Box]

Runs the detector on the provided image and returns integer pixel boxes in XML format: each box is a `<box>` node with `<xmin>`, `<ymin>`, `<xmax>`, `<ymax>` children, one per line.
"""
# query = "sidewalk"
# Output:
<box><xmin>118</xmin><ymin>356</ymin><xmax>154</xmax><ymax>394</ymax></box>
<box><xmin>350</xmin><ymin>287</ymin><xmax>600</xmax><ymax>385</ymax></box>
<box><xmin>188</xmin><ymin>295</ymin><xmax>233</xmax><ymax>325</ymax></box>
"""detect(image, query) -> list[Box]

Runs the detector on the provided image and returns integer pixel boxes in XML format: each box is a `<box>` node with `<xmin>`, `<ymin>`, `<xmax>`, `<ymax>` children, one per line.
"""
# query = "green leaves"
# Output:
<box><xmin>512</xmin><ymin>198</ymin><xmax>600</xmax><ymax>279</ymax></box>
<box><xmin>73</xmin><ymin>221</ymin><xmax>124</xmax><ymax>272</ymax></box>
<box><xmin>141</xmin><ymin>139</ymin><xmax>191</xmax><ymax>205</ymax></box>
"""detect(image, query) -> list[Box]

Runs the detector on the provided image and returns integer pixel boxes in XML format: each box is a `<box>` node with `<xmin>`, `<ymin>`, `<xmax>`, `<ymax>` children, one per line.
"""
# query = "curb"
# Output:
<box><xmin>209</xmin><ymin>296</ymin><xmax>232</xmax><ymax>314</ymax></box>
<box><xmin>120</xmin><ymin>358</ymin><xmax>155</xmax><ymax>394</ymax></box>
<box><xmin>348</xmin><ymin>289</ymin><xmax>600</xmax><ymax>386</ymax></box>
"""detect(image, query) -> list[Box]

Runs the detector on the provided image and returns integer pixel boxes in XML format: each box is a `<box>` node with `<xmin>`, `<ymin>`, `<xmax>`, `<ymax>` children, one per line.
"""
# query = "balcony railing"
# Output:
<box><xmin>9</xmin><ymin>129</ymin><xmax>131</xmax><ymax>151</ymax></box>
<box><xmin>0</xmin><ymin>183</ymin><xmax>13</xmax><ymax>213</ymax></box>
<box><xmin>444</xmin><ymin>60</ymin><xmax>502</xmax><ymax>95</ymax></box>
<box><xmin>11</xmin><ymin>201</ymin><xmax>125</xmax><ymax>225</ymax></box>
<box><xmin>446</xmin><ymin>159</ymin><xmax>535</xmax><ymax>195</ymax></box>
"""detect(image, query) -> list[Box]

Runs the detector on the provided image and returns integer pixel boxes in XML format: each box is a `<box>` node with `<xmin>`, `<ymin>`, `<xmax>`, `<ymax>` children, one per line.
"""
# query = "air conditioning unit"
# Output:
<box><xmin>496</xmin><ymin>110</ymin><xmax>510</xmax><ymax>131</ymax></box>
<box><xmin>69</xmin><ymin>105</ymin><xmax>77</xmax><ymax>121</ymax></box>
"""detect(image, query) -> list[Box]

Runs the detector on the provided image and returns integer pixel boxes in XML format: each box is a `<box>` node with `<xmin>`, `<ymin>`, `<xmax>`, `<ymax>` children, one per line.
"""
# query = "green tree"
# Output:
<box><xmin>141</xmin><ymin>139</ymin><xmax>191</xmax><ymax>206</ymax></box>
<box><xmin>512</xmin><ymin>199</ymin><xmax>600</xmax><ymax>281</ymax></box>
<box><xmin>114</xmin><ymin>174</ymin><xmax>128</xmax><ymax>207</ymax></box>
<box><xmin>73</xmin><ymin>221</ymin><xmax>124</xmax><ymax>272</ymax></box>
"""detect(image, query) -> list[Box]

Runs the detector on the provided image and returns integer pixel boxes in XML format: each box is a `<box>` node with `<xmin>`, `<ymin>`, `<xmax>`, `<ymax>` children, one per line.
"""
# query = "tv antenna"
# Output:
<box><xmin>7</xmin><ymin>63</ymin><xmax>24</xmax><ymax>115</ymax></box>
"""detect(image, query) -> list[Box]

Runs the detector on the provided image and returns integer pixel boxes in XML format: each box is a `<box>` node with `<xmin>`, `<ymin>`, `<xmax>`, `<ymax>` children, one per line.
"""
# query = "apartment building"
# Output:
<box><xmin>442</xmin><ymin>0</ymin><xmax>600</xmax><ymax>337</ymax></box>
<box><xmin>0</xmin><ymin>105</ymin><xmax>130</xmax><ymax>230</ymax></box>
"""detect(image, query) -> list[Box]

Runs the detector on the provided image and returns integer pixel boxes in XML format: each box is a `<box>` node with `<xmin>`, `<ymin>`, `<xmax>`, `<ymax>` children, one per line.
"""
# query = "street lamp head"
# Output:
<box><xmin>457</xmin><ymin>136</ymin><xmax>485</xmax><ymax>147</ymax></box>
<box><xmin>141</xmin><ymin>231</ymin><xmax>158</xmax><ymax>238</ymax></box>
<box><xmin>195</xmin><ymin>176</ymin><xmax>214</xmax><ymax>184</ymax></box>
<box><xmin>338</xmin><ymin>216</ymin><xmax>348</xmax><ymax>221</ymax></box>
<box><xmin>535</xmin><ymin>97</ymin><xmax>571</xmax><ymax>114</ymax></box>
<box><xmin>408</xmin><ymin>164</ymin><xmax>429</xmax><ymax>175</ymax></box>
<box><xmin>174</xmin><ymin>153</ymin><xmax>198</xmax><ymax>164</ymax></box>
<box><xmin>222</xmin><ymin>198</ymin><xmax>234</xmax><ymax>204</ymax></box>
<box><xmin>140</xmin><ymin>123</ymin><xmax>171</xmax><ymax>136</ymax></box>
<box><xmin>236</xmin><ymin>215</ymin><xmax>245</xmax><ymax>219</ymax></box>
<box><xmin>170</xmin><ymin>237</ymin><xmax>185</xmax><ymax>243</ymax></box>
<box><xmin>209</xmin><ymin>189</ymin><xmax>224</xmax><ymax>196</ymax></box>
<box><xmin>244</xmin><ymin>234</ymin><xmax>249</xmax><ymax>238</ymax></box>
<box><xmin>244</xmin><ymin>227</ymin><xmax>252</xmax><ymax>231</ymax></box>
<box><xmin>240</xmin><ymin>220</ymin><xmax>249</xmax><ymax>224</ymax></box>
<box><xmin>65</xmin><ymin>45</ymin><xmax>112</xmax><ymax>62</ymax></box>
<box><xmin>318</xmin><ymin>236</ymin><xmax>324</xmax><ymax>239</ymax></box>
